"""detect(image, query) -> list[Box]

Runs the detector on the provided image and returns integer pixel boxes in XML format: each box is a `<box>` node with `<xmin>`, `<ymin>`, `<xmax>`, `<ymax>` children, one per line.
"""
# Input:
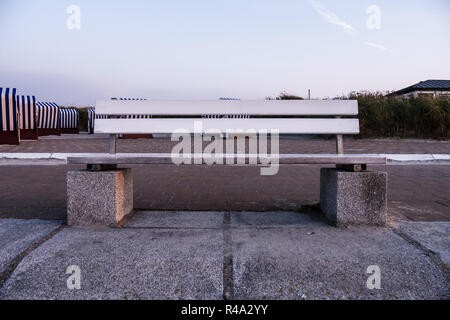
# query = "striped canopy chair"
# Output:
<box><xmin>59</xmin><ymin>109</ymin><xmax>79</xmax><ymax>134</ymax></box>
<box><xmin>37</xmin><ymin>102</ymin><xmax>60</xmax><ymax>136</ymax></box>
<box><xmin>17</xmin><ymin>95</ymin><xmax>38</xmax><ymax>140</ymax></box>
<box><xmin>0</xmin><ymin>87</ymin><xmax>19</xmax><ymax>145</ymax></box>
<box><xmin>88</xmin><ymin>108</ymin><xmax>95</xmax><ymax>134</ymax></box>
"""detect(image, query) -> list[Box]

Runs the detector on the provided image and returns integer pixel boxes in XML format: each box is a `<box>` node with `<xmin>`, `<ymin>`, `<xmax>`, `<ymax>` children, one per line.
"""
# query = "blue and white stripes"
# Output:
<box><xmin>202</xmin><ymin>98</ymin><xmax>248</xmax><ymax>119</ymax></box>
<box><xmin>88</xmin><ymin>108</ymin><xmax>95</xmax><ymax>128</ymax></box>
<box><xmin>202</xmin><ymin>114</ymin><xmax>250</xmax><ymax>119</ymax></box>
<box><xmin>37</xmin><ymin>102</ymin><xmax>60</xmax><ymax>129</ymax></box>
<box><xmin>113</xmin><ymin>98</ymin><xmax>147</xmax><ymax>101</ymax></box>
<box><xmin>90</xmin><ymin>108</ymin><xmax>107</xmax><ymax>124</ymax></box>
<box><xmin>16</xmin><ymin>95</ymin><xmax>37</xmax><ymax>130</ymax></box>
<box><xmin>59</xmin><ymin>109</ymin><xmax>78</xmax><ymax>129</ymax></box>
<box><xmin>122</xmin><ymin>114</ymin><xmax>152</xmax><ymax>119</ymax></box>
<box><xmin>0</xmin><ymin>88</ymin><xmax>17</xmax><ymax>131</ymax></box>
<box><xmin>96</xmin><ymin>114</ymin><xmax>107</xmax><ymax>120</ymax></box>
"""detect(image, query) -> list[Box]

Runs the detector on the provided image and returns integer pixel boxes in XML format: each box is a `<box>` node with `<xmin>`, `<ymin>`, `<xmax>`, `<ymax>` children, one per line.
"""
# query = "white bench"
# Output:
<box><xmin>67</xmin><ymin>100</ymin><xmax>387</xmax><ymax>227</ymax></box>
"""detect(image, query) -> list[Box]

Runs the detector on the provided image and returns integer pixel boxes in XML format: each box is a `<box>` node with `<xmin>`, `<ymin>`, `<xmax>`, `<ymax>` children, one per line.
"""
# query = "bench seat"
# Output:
<box><xmin>67</xmin><ymin>153</ymin><xmax>386</xmax><ymax>165</ymax></box>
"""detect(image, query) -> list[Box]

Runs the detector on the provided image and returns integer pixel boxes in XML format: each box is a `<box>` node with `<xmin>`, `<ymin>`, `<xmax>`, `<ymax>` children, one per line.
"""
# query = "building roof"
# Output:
<box><xmin>393</xmin><ymin>80</ymin><xmax>450</xmax><ymax>95</ymax></box>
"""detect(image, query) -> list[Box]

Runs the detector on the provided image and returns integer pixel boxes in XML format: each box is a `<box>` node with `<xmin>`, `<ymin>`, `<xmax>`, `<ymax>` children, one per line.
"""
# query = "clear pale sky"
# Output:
<box><xmin>1</xmin><ymin>0</ymin><xmax>449</xmax><ymax>106</ymax></box>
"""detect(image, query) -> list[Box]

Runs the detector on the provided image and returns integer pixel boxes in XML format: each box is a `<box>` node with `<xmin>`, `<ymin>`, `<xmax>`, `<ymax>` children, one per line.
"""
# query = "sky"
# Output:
<box><xmin>0</xmin><ymin>0</ymin><xmax>449</xmax><ymax>106</ymax></box>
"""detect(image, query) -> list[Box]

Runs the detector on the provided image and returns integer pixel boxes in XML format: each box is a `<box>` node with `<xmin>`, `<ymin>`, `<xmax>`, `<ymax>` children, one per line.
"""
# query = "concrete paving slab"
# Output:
<box><xmin>231</xmin><ymin>211</ymin><xmax>326</xmax><ymax>227</ymax></box>
<box><xmin>1</xmin><ymin>212</ymin><xmax>449</xmax><ymax>300</ymax></box>
<box><xmin>231</xmin><ymin>213</ymin><xmax>449</xmax><ymax>300</ymax></box>
<box><xmin>0</xmin><ymin>220</ymin><xmax>62</xmax><ymax>275</ymax></box>
<box><xmin>0</xmin><ymin>227</ymin><xmax>223</xmax><ymax>300</ymax></box>
<box><xmin>396</xmin><ymin>222</ymin><xmax>450</xmax><ymax>269</ymax></box>
<box><xmin>124</xmin><ymin>211</ymin><xmax>223</xmax><ymax>228</ymax></box>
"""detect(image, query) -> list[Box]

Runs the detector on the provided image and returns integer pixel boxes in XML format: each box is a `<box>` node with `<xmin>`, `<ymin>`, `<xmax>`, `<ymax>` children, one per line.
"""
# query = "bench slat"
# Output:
<box><xmin>95</xmin><ymin>118</ymin><xmax>359</xmax><ymax>134</ymax></box>
<box><xmin>95</xmin><ymin>100</ymin><xmax>358</xmax><ymax>116</ymax></box>
<box><xmin>67</xmin><ymin>153</ymin><xmax>386</xmax><ymax>165</ymax></box>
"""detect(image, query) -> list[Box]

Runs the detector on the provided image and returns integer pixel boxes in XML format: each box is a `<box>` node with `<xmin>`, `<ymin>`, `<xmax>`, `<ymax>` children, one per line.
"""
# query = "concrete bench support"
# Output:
<box><xmin>320</xmin><ymin>168</ymin><xmax>387</xmax><ymax>227</ymax></box>
<box><xmin>67</xmin><ymin>168</ymin><xmax>133</xmax><ymax>227</ymax></box>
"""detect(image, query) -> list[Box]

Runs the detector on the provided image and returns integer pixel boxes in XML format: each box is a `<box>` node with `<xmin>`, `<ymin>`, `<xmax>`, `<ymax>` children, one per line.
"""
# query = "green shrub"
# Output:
<box><xmin>267</xmin><ymin>92</ymin><xmax>304</xmax><ymax>100</ymax></box>
<box><xmin>347</xmin><ymin>92</ymin><xmax>449</xmax><ymax>139</ymax></box>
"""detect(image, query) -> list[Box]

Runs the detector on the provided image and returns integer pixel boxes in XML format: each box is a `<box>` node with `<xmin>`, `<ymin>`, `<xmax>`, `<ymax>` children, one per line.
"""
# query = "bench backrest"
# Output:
<box><xmin>94</xmin><ymin>100</ymin><xmax>359</xmax><ymax>135</ymax></box>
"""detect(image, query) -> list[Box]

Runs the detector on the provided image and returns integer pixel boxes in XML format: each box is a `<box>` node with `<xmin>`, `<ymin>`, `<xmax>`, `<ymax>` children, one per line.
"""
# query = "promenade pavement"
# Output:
<box><xmin>0</xmin><ymin>136</ymin><xmax>448</xmax><ymax>299</ymax></box>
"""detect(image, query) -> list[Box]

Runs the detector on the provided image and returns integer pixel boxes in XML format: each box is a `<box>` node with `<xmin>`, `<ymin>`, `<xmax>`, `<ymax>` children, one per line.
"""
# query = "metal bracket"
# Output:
<box><xmin>336</xmin><ymin>134</ymin><xmax>344</xmax><ymax>155</ymax></box>
<box><xmin>336</xmin><ymin>164</ymin><xmax>367</xmax><ymax>172</ymax></box>
<box><xmin>109</xmin><ymin>134</ymin><xmax>116</xmax><ymax>154</ymax></box>
<box><xmin>335</xmin><ymin>116</ymin><xmax>344</xmax><ymax>155</ymax></box>
<box><xmin>87</xmin><ymin>164</ymin><xmax>117</xmax><ymax>171</ymax></box>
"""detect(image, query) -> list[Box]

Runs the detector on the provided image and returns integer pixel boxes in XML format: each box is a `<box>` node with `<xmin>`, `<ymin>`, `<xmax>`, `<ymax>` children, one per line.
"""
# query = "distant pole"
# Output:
<box><xmin>308</xmin><ymin>89</ymin><xmax>311</xmax><ymax>100</ymax></box>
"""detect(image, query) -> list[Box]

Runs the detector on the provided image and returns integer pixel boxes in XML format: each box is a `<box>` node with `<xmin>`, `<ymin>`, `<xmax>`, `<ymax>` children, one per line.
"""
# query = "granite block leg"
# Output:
<box><xmin>67</xmin><ymin>168</ymin><xmax>133</xmax><ymax>227</ymax></box>
<box><xmin>320</xmin><ymin>168</ymin><xmax>387</xmax><ymax>227</ymax></box>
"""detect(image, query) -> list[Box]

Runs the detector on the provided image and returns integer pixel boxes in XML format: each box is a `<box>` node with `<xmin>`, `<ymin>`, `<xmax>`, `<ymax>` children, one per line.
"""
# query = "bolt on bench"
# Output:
<box><xmin>67</xmin><ymin>100</ymin><xmax>387</xmax><ymax>227</ymax></box>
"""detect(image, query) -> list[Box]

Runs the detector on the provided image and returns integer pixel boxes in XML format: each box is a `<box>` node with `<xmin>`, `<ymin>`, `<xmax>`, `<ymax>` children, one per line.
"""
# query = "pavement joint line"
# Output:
<box><xmin>121</xmin><ymin>226</ymin><xmax>225</xmax><ymax>230</ymax></box>
<box><xmin>120</xmin><ymin>225</ymin><xmax>326</xmax><ymax>230</ymax></box>
<box><xmin>222</xmin><ymin>211</ymin><xmax>234</xmax><ymax>300</ymax></box>
<box><xmin>0</xmin><ymin>224</ymin><xmax>65</xmax><ymax>290</ymax></box>
<box><xmin>392</xmin><ymin>228</ymin><xmax>450</xmax><ymax>282</ymax></box>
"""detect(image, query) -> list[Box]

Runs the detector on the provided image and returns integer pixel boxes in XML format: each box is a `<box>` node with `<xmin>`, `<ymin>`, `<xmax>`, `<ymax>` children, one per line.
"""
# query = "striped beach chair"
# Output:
<box><xmin>0</xmin><ymin>87</ymin><xmax>19</xmax><ymax>145</ymax></box>
<box><xmin>37</xmin><ymin>102</ymin><xmax>60</xmax><ymax>136</ymax></box>
<box><xmin>88</xmin><ymin>108</ymin><xmax>95</xmax><ymax>134</ymax></box>
<box><xmin>59</xmin><ymin>109</ymin><xmax>79</xmax><ymax>134</ymax></box>
<box><xmin>16</xmin><ymin>95</ymin><xmax>38</xmax><ymax>140</ymax></box>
